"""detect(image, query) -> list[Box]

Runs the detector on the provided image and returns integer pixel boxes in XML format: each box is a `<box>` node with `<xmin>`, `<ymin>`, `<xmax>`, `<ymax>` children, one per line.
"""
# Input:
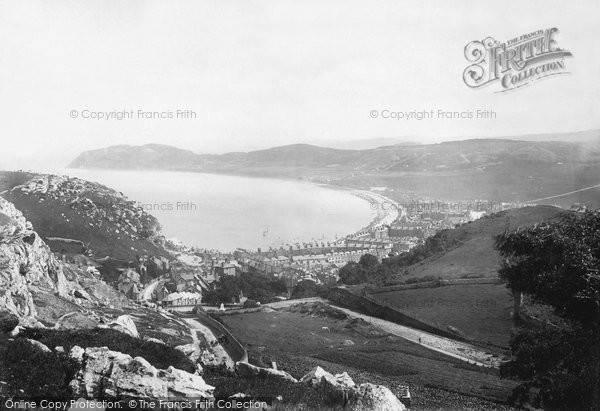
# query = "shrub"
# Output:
<box><xmin>0</xmin><ymin>311</ymin><xmax>19</xmax><ymax>333</ymax></box>
<box><xmin>1</xmin><ymin>338</ymin><xmax>75</xmax><ymax>398</ymax></box>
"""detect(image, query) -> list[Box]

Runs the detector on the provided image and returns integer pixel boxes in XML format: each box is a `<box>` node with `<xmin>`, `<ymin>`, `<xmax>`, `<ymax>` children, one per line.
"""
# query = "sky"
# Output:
<box><xmin>0</xmin><ymin>0</ymin><xmax>599</xmax><ymax>170</ymax></box>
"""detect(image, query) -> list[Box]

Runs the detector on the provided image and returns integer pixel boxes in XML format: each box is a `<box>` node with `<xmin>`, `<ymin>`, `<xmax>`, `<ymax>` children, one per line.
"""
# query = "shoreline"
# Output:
<box><xmin>347</xmin><ymin>190</ymin><xmax>402</xmax><ymax>237</ymax></box>
<box><xmin>36</xmin><ymin>168</ymin><xmax>401</xmax><ymax>252</ymax></box>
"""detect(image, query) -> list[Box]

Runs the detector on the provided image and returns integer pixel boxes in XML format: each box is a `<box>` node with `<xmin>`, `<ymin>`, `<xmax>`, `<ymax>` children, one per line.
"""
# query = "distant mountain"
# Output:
<box><xmin>70</xmin><ymin>135</ymin><xmax>600</xmax><ymax>172</ymax></box>
<box><xmin>307</xmin><ymin>137</ymin><xmax>421</xmax><ymax>150</ymax></box>
<box><xmin>69</xmin><ymin>144</ymin><xmax>199</xmax><ymax>170</ymax></box>
<box><xmin>69</xmin><ymin>131</ymin><xmax>600</xmax><ymax>206</ymax></box>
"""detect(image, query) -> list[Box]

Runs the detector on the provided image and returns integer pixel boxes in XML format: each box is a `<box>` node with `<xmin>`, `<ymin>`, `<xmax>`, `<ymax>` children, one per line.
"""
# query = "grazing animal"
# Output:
<box><xmin>321</xmin><ymin>326</ymin><xmax>330</xmax><ymax>332</ymax></box>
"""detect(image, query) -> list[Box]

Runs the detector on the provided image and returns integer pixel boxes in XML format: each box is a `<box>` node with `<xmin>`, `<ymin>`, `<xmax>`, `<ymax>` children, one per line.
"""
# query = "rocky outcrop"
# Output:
<box><xmin>107</xmin><ymin>314</ymin><xmax>139</xmax><ymax>338</ymax></box>
<box><xmin>175</xmin><ymin>343</ymin><xmax>201</xmax><ymax>363</ymax></box>
<box><xmin>301</xmin><ymin>366</ymin><xmax>355</xmax><ymax>390</ymax></box>
<box><xmin>301</xmin><ymin>366</ymin><xmax>356</xmax><ymax>404</ymax></box>
<box><xmin>0</xmin><ymin>197</ymin><xmax>68</xmax><ymax>317</ymax></box>
<box><xmin>300</xmin><ymin>366</ymin><xmax>405</xmax><ymax>411</ymax></box>
<box><xmin>345</xmin><ymin>383</ymin><xmax>406</xmax><ymax>411</ymax></box>
<box><xmin>236</xmin><ymin>361</ymin><xmax>298</xmax><ymax>383</ymax></box>
<box><xmin>25</xmin><ymin>338</ymin><xmax>52</xmax><ymax>353</ymax></box>
<box><xmin>69</xmin><ymin>346</ymin><xmax>214</xmax><ymax>399</ymax></box>
<box><xmin>0</xmin><ymin>196</ymin><xmax>130</xmax><ymax>325</ymax></box>
<box><xmin>4</xmin><ymin>174</ymin><xmax>169</xmax><ymax>262</ymax></box>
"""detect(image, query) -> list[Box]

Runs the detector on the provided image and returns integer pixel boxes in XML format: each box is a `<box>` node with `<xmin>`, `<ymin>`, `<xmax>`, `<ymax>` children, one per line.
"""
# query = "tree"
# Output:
<box><xmin>358</xmin><ymin>254</ymin><xmax>379</xmax><ymax>270</ymax></box>
<box><xmin>496</xmin><ymin>211</ymin><xmax>600</xmax><ymax>410</ymax></box>
<box><xmin>291</xmin><ymin>279</ymin><xmax>329</xmax><ymax>299</ymax></box>
<box><xmin>338</xmin><ymin>262</ymin><xmax>367</xmax><ymax>285</ymax></box>
<box><xmin>201</xmin><ymin>289</ymin><xmax>220</xmax><ymax>306</ymax></box>
<box><xmin>218</xmin><ymin>275</ymin><xmax>241</xmax><ymax>303</ymax></box>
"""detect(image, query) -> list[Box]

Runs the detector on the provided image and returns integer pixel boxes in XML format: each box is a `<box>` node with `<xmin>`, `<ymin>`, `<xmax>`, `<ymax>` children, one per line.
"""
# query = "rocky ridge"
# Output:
<box><xmin>1</xmin><ymin>195</ymin><xmax>69</xmax><ymax>319</ymax></box>
<box><xmin>3</xmin><ymin>174</ymin><xmax>170</xmax><ymax>262</ymax></box>
<box><xmin>0</xmin><ymin>195</ymin><xmax>136</xmax><ymax>322</ymax></box>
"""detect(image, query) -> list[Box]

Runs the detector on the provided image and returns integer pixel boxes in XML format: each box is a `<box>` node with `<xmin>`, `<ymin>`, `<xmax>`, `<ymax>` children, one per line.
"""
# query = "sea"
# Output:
<box><xmin>56</xmin><ymin>169</ymin><xmax>375</xmax><ymax>251</ymax></box>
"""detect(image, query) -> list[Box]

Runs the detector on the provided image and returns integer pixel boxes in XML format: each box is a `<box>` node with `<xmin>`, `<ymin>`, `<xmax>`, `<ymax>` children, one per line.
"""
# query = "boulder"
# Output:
<box><xmin>175</xmin><ymin>343</ymin><xmax>200</xmax><ymax>363</ymax></box>
<box><xmin>107</xmin><ymin>315</ymin><xmax>138</xmax><ymax>338</ymax></box>
<box><xmin>199</xmin><ymin>349</ymin><xmax>223</xmax><ymax>367</ymax></box>
<box><xmin>236</xmin><ymin>361</ymin><xmax>298</xmax><ymax>383</ymax></box>
<box><xmin>144</xmin><ymin>337</ymin><xmax>165</xmax><ymax>345</ymax></box>
<box><xmin>9</xmin><ymin>325</ymin><xmax>23</xmax><ymax>337</ymax></box>
<box><xmin>69</xmin><ymin>345</ymin><xmax>86</xmax><ymax>363</ymax></box>
<box><xmin>301</xmin><ymin>367</ymin><xmax>403</xmax><ymax>409</ymax></box>
<box><xmin>301</xmin><ymin>366</ymin><xmax>355</xmax><ymax>389</ymax></box>
<box><xmin>334</xmin><ymin>372</ymin><xmax>355</xmax><ymax>389</ymax></box>
<box><xmin>345</xmin><ymin>383</ymin><xmax>406</xmax><ymax>411</ymax></box>
<box><xmin>26</xmin><ymin>338</ymin><xmax>52</xmax><ymax>353</ymax></box>
<box><xmin>301</xmin><ymin>366</ymin><xmax>355</xmax><ymax>403</ymax></box>
<box><xmin>69</xmin><ymin>346</ymin><xmax>214</xmax><ymax>400</ymax></box>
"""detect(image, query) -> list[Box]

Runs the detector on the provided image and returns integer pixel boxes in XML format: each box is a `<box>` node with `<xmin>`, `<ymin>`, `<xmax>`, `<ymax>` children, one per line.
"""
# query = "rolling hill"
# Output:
<box><xmin>387</xmin><ymin>205</ymin><xmax>569</xmax><ymax>281</ymax></box>
<box><xmin>70</xmin><ymin>137</ymin><xmax>600</xmax><ymax>173</ymax></box>
<box><xmin>366</xmin><ymin>206</ymin><xmax>571</xmax><ymax>347</ymax></box>
<box><xmin>0</xmin><ymin>172</ymin><xmax>172</xmax><ymax>283</ymax></box>
<box><xmin>68</xmin><ymin>132</ymin><xmax>600</xmax><ymax>206</ymax></box>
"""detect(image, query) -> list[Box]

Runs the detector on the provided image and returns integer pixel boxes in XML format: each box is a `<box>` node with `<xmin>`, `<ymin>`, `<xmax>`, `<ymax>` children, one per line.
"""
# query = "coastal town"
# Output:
<box><xmin>105</xmin><ymin>189</ymin><xmax>535</xmax><ymax>310</ymax></box>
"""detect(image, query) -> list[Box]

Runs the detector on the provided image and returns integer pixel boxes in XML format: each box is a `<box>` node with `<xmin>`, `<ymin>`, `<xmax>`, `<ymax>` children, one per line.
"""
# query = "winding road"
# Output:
<box><xmin>183</xmin><ymin>318</ymin><xmax>235</xmax><ymax>370</ymax></box>
<box><xmin>140</xmin><ymin>278</ymin><xmax>163</xmax><ymax>301</ymax></box>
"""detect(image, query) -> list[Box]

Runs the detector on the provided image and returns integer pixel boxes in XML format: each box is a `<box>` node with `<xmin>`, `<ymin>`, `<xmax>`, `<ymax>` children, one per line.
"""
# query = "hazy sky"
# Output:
<box><xmin>0</xmin><ymin>0</ymin><xmax>599</xmax><ymax>170</ymax></box>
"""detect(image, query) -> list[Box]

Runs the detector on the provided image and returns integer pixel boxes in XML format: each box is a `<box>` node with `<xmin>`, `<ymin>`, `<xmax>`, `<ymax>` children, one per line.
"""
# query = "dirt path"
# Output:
<box><xmin>267</xmin><ymin>298</ymin><xmax>502</xmax><ymax>368</ymax></box>
<box><xmin>333</xmin><ymin>305</ymin><xmax>501</xmax><ymax>367</ymax></box>
<box><xmin>183</xmin><ymin>318</ymin><xmax>235</xmax><ymax>370</ymax></box>
<box><xmin>140</xmin><ymin>278</ymin><xmax>162</xmax><ymax>301</ymax></box>
<box><xmin>529</xmin><ymin>182</ymin><xmax>600</xmax><ymax>202</ymax></box>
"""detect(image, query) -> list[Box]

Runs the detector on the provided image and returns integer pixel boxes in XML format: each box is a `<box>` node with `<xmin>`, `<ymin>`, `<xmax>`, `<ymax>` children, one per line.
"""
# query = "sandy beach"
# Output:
<box><xmin>348</xmin><ymin>190</ymin><xmax>403</xmax><ymax>237</ymax></box>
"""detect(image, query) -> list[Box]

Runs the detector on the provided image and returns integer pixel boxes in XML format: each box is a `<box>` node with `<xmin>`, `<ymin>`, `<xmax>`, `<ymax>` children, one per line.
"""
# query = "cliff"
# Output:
<box><xmin>0</xmin><ymin>195</ymin><xmax>132</xmax><ymax>324</ymax></box>
<box><xmin>0</xmin><ymin>196</ymin><xmax>71</xmax><ymax>317</ymax></box>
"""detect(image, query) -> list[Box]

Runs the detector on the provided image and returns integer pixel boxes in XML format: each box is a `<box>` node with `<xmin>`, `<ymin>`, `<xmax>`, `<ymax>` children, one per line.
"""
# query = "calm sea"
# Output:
<box><xmin>58</xmin><ymin>169</ymin><xmax>375</xmax><ymax>251</ymax></box>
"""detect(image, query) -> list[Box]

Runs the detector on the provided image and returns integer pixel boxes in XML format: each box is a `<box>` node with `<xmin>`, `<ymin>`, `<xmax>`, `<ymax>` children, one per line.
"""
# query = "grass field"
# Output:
<box><xmin>220</xmin><ymin>305</ymin><xmax>518</xmax><ymax>410</ymax></box>
<box><xmin>371</xmin><ymin>284</ymin><xmax>514</xmax><ymax>348</ymax></box>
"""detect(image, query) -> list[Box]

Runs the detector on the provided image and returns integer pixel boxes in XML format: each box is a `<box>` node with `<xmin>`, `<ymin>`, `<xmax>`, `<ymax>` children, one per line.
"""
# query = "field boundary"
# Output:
<box><xmin>327</xmin><ymin>287</ymin><xmax>468</xmax><ymax>342</ymax></box>
<box><xmin>371</xmin><ymin>277</ymin><xmax>503</xmax><ymax>294</ymax></box>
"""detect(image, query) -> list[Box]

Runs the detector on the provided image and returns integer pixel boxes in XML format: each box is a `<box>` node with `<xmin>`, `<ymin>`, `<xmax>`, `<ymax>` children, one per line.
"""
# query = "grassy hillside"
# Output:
<box><xmin>360</xmin><ymin>206</ymin><xmax>572</xmax><ymax>349</ymax></box>
<box><xmin>220</xmin><ymin>304</ymin><xmax>518</xmax><ymax>409</ymax></box>
<box><xmin>0</xmin><ymin>172</ymin><xmax>171</xmax><ymax>263</ymax></box>
<box><xmin>373</xmin><ymin>284</ymin><xmax>514</xmax><ymax>347</ymax></box>
<box><xmin>386</xmin><ymin>205</ymin><xmax>569</xmax><ymax>281</ymax></box>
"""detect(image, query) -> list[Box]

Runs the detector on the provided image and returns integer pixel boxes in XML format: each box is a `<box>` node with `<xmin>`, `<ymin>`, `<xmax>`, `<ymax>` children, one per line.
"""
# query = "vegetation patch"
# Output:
<box><xmin>372</xmin><ymin>284</ymin><xmax>514</xmax><ymax>348</ymax></box>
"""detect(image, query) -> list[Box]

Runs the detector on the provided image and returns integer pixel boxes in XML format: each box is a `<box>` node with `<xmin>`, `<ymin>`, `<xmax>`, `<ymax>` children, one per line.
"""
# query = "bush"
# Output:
<box><xmin>243</xmin><ymin>299</ymin><xmax>260</xmax><ymax>308</ymax></box>
<box><xmin>1</xmin><ymin>338</ymin><xmax>75</xmax><ymax>398</ymax></box>
<box><xmin>0</xmin><ymin>311</ymin><xmax>19</xmax><ymax>333</ymax></box>
<box><xmin>291</xmin><ymin>280</ymin><xmax>330</xmax><ymax>299</ymax></box>
<box><xmin>404</xmin><ymin>275</ymin><xmax>440</xmax><ymax>284</ymax></box>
